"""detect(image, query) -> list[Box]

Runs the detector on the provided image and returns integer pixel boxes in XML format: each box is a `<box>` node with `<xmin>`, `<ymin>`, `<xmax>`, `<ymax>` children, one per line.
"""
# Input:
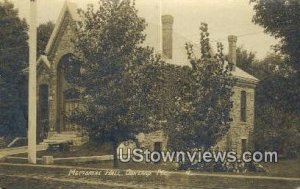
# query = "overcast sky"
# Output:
<box><xmin>7</xmin><ymin>0</ymin><xmax>277</xmax><ymax>61</ymax></box>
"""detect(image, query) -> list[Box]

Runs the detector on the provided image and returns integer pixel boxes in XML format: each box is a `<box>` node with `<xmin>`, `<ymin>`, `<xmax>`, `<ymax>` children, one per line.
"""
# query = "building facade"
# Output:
<box><xmin>37</xmin><ymin>2</ymin><xmax>258</xmax><ymax>154</ymax></box>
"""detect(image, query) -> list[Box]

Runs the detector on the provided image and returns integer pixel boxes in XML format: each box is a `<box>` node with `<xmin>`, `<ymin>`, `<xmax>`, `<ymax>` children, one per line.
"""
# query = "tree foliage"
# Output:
<box><xmin>236</xmin><ymin>50</ymin><xmax>300</xmax><ymax>157</ymax></box>
<box><xmin>167</xmin><ymin>23</ymin><xmax>235</xmax><ymax>150</ymax></box>
<box><xmin>250</xmin><ymin>0</ymin><xmax>300</xmax><ymax>157</ymax></box>
<box><xmin>236</xmin><ymin>47</ymin><xmax>292</xmax><ymax>80</ymax></box>
<box><xmin>251</xmin><ymin>0</ymin><xmax>300</xmax><ymax>71</ymax></box>
<box><xmin>69</xmin><ymin>0</ymin><xmax>161</xmax><ymax>166</ymax></box>
<box><xmin>37</xmin><ymin>21</ymin><xmax>54</xmax><ymax>56</ymax></box>
<box><xmin>70</xmin><ymin>1</ymin><xmax>234</xmax><ymax>158</ymax></box>
<box><xmin>0</xmin><ymin>0</ymin><xmax>28</xmax><ymax>137</ymax></box>
<box><xmin>233</xmin><ymin>45</ymin><xmax>299</xmax><ymax>157</ymax></box>
<box><xmin>236</xmin><ymin>46</ymin><xmax>258</xmax><ymax>76</ymax></box>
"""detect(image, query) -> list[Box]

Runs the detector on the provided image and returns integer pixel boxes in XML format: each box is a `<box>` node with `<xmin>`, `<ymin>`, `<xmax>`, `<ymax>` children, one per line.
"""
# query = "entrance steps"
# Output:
<box><xmin>42</xmin><ymin>132</ymin><xmax>88</xmax><ymax>146</ymax></box>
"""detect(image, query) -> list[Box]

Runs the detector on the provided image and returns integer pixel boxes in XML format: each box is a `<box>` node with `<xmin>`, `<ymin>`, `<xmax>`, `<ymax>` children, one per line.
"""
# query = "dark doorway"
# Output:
<box><xmin>153</xmin><ymin>142</ymin><xmax>162</xmax><ymax>163</ymax></box>
<box><xmin>241</xmin><ymin>139</ymin><xmax>248</xmax><ymax>153</ymax></box>
<box><xmin>154</xmin><ymin>142</ymin><xmax>162</xmax><ymax>152</ymax></box>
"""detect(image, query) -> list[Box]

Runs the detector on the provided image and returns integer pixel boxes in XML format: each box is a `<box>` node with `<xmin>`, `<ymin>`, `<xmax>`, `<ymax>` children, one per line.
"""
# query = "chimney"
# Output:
<box><xmin>228</xmin><ymin>35</ymin><xmax>237</xmax><ymax>70</ymax></box>
<box><xmin>162</xmin><ymin>15</ymin><xmax>174</xmax><ymax>59</ymax></box>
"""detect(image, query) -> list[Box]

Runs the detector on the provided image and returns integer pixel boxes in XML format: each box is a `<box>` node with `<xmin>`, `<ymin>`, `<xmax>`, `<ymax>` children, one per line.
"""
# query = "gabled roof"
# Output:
<box><xmin>45</xmin><ymin>1</ymin><xmax>79</xmax><ymax>55</ymax></box>
<box><xmin>164</xmin><ymin>56</ymin><xmax>259</xmax><ymax>83</ymax></box>
<box><xmin>43</xmin><ymin>1</ymin><xmax>258</xmax><ymax>84</ymax></box>
<box><xmin>22</xmin><ymin>55</ymin><xmax>50</xmax><ymax>74</ymax></box>
<box><xmin>37</xmin><ymin>55</ymin><xmax>50</xmax><ymax>69</ymax></box>
<box><xmin>232</xmin><ymin>67</ymin><xmax>259</xmax><ymax>83</ymax></box>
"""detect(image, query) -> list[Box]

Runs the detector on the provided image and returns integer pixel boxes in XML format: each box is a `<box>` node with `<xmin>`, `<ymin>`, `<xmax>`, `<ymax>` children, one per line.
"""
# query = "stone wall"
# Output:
<box><xmin>138</xmin><ymin>130</ymin><xmax>168</xmax><ymax>151</ymax></box>
<box><xmin>216</xmin><ymin>80</ymin><xmax>256</xmax><ymax>154</ymax></box>
<box><xmin>138</xmin><ymin>80</ymin><xmax>256</xmax><ymax>154</ymax></box>
<box><xmin>47</xmin><ymin>11</ymin><xmax>77</xmax><ymax>132</ymax></box>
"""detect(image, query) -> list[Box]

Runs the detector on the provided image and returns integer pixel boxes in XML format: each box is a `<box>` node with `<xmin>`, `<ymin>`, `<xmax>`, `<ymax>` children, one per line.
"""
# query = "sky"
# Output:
<box><xmin>7</xmin><ymin>0</ymin><xmax>278</xmax><ymax>62</ymax></box>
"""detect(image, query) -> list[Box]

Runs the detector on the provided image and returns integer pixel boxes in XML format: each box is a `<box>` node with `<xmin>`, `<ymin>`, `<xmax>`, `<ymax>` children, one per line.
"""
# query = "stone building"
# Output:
<box><xmin>37</xmin><ymin>2</ymin><xmax>258</xmax><ymax>154</ymax></box>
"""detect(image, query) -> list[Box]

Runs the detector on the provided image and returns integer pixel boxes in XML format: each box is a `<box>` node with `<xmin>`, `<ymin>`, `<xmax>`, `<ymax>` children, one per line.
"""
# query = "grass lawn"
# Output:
<box><xmin>260</xmin><ymin>158</ymin><xmax>300</xmax><ymax>178</ymax></box>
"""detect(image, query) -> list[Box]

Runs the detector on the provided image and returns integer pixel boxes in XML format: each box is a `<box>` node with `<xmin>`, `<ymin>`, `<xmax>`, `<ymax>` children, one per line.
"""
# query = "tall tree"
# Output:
<box><xmin>37</xmin><ymin>21</ymin><xmax>54</xmax><ymax>57</ymax></box>
<box><xmin>0</xmin><ymin>0</ymin><xmax>28</xmax><ymax>137</ymax></box>
<box><xmin>69</xmin><ymin>0</ymin><xmax>160</xmax><ymax>167</ymax></box>
<box><xmin>254</xmin><ymin>54</ymin><xmax>300</xmax><ymax>157</ymax></box>
<box><xmin>251</xmin><ymin>0</ymin><xmax>300</xmax><ymax>157</ymax></box>
<box><xmin>168</xmin><ymin>23</ymin><xmax>235</xmax><ymax>150</ymax></box>
<box><xmin>251</xmin><ymin>0</ymin><xmax>300</xmax><ymax>71</ymax></box>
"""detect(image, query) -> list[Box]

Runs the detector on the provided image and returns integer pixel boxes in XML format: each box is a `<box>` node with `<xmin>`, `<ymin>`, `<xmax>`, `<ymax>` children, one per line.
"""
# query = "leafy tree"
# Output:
<box><xmin>251</xmin><ymin>0</ymin><xmax>300</xmax><ymax>71</ymax></box>
<box><xmin>37</xmin><ymin>21</ymin><xmax>54</xmax><ymax>56</ymax></box>
<box><xmin>168</xmin><ymin>23</ymin><xmax>235</xmax><ymax>150</ymax></box>
<box><xmin>69</xmin><ymin>0</ymin><xmax>160</xmax><ymax>167</ymax></box>
<box><xmin>253</xmin><ymin>53</ymin><xmax>300</xmax><ymax>158</ymax></box>
<box><xmin>236</xmin><ymin>46</ymin><xmax>258</xmax><ymax>76</ymax></box>
<box><xmin>254</xmin><ymin>53</ymin><xmax>292</xmax><ymax>79</ymax></box>
<box><xmin>254</xmin><ymin>75</ymin><xmax>300</xmax><ymax>158</ymax></box>
<box><xmin>251</xmin><ymin>0</ymin><xmax>300</xmax><ymax>131</ymax></box>
<box><xmin>0</xmin><ymin>0</ymin><xmax>28</xmax><ymax>137</ymax></box>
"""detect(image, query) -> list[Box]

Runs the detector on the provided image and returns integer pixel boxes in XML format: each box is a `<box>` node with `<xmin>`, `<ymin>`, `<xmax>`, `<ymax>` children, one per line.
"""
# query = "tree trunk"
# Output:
<box><xmin>112</xmin><ymin>141</ymin><xmax>119</xmax><ymax>168</ymax></box>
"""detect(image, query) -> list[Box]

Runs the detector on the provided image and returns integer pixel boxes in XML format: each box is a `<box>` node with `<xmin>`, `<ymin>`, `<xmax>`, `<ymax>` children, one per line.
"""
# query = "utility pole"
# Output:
<box><xmin>28</xmin><ymin>0</ymin><xmax>37</xmax><ymax>164</ymax></box>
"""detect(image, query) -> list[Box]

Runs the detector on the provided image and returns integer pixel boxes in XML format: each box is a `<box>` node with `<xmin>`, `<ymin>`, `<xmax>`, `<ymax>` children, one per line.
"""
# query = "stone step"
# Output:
<box><xmin>43</xmin><ymin>132</ymin><xmax>87</xmax><ymax>146</ymax></box>
<box><xmin>53</xmin><ymin>133</ymin><xmax>78</xmax><ymax>135</ymax></box>
<box><xmin>43</xmin><ymin>139</ymin><xmax>73</xmax><ymax>143</ymax></box>
<box><xmin>43</xmin><ymin>137</ymin><xmax>87</xmax><ymax>146</ymax></box>
<box><xmin>48</xmin><ymin>135</ymin><xmax>78</xmax><ymax>139</ymax></box>
<box><xmin>51</xmin><ymin>133</ymin><xmax>78</xmax><ymax>137</ymax></box>
<box><xmin>48</xmin><ymin>136</ymin><xmax>78</xmax><ymax>140</ymax></box>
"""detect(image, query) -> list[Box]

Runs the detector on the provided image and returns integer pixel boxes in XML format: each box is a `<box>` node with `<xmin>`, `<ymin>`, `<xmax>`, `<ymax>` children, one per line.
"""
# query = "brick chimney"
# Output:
<box><xmin>162</xmin><ymin>15</ymin><xmax>174</xmax><ymax>59</ymax></box>
<box><xmin>228</xmin><ymin>35</ymin><xmax>237</xmax><ymax>70</ymax></box>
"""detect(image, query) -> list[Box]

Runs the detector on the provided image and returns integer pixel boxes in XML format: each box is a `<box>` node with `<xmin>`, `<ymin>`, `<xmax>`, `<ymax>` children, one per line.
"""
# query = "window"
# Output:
<box><xmin>39</xmin><ymin>84</ymin><xmax>49</xmax><ymax>120</ymax></box>
<box><xmin>240</xmin><ymin>91</ymin><xmax>247</xmax><ymax>122</ymax></box>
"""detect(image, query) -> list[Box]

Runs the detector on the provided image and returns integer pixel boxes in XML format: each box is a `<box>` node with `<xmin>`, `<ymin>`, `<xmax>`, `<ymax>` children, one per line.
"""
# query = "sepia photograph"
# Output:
<box><xmin>0</xmin><ymin>0</ymin><xmax>299</xmax><ymax>188</ymax></box>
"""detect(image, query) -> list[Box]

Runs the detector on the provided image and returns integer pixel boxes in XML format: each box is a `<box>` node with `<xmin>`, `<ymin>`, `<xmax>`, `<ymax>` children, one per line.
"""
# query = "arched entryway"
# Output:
<box><xmin>56</xmin><ymin>53</ymin><xmax>81</xmax><ymax>133</ymax></box>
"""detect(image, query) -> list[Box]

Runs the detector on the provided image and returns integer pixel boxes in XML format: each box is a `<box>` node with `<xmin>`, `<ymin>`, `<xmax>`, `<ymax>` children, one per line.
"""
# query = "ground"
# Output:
<box><xmin>9</xmin><ymin>145</ymin><xmax>300</xmax><ymax>178</ymax></box>
<box><xmin>4</xmin><ymin>143</ymin><xmax>300</xmax><ymax>188</ymax></box>
<box><xmin>260</xmin><ymin>159</ymin><xmax>300</xmax><ymax>178</ymax></box>
<box><xmin>0</xmin><ymin>162</ymin><xmax>299</xmax><ymax>189</ymax></box>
